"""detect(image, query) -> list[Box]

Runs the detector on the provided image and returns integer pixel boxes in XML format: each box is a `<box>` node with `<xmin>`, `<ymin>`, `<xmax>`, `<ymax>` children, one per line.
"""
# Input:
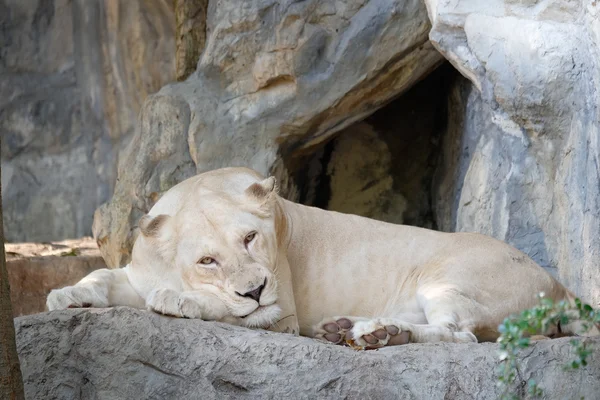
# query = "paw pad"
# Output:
<box><xmin>372</xmin><ymin>328</ymin><xmax>388</xmax><ymax>340</ymax></box>
<box><xmin>337</xmin><ymin>318</ymin><xmax>353</xmax><ymax>329</ymax></box>
<box><xmin>324</xmin><ymin>333</ymin><xmax>342</xmax><ymax>343</ymax></box>
<box><xmin>314</xmin><ymin>317</ymin><xmax>356</xmax><ymax>345</ymax></box>
<box><xmin>351</xmin><ymin>322</ymin><xmax>410</xmax><ymax>349</ymax></box>
<box><xmin>323</xmin><ymin>323</ymin><xmax>340</xmax><ymax>333</ymax></box>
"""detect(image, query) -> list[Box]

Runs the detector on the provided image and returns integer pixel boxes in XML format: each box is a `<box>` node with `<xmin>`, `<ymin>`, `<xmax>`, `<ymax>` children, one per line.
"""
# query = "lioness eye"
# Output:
<box><xmin>244</xmin><ymin>232</ymin><xmax>257</xmax><ymax>245</ymax></box>
<box><xmin>198</xmin><ymin>257</ymin><xmax>214</xmax><ymax>265</ymax></box>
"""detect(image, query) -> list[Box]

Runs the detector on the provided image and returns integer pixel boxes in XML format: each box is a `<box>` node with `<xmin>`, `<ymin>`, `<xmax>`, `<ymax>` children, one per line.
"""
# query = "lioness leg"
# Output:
<box><xmin>46</xmin><ymin>267</ymin><xmax>145</xmax><ymax>311</ymax></box>
<box><xmin>316</xmin><ymin>287</ymin><xmax>480</xmax><ymax>348</ymax></box>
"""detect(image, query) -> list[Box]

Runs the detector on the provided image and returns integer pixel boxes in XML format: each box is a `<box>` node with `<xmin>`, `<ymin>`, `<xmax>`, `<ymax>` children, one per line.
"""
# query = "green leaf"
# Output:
<box><xmin>60</xmin><ymin>249</ymin><xmax>79</xmax><ymax>257</ymax></box>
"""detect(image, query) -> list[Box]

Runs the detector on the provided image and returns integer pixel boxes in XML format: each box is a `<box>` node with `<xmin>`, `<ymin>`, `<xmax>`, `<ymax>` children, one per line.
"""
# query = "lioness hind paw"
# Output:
<box><xmin>349</xmin><ymin>320</ymin><xmax>411</xmax><ymax>349</ymax></box>
<box><xmin>314</xmin><ymin>317</ymin><xmax>362</xmax><ymax>345</ymax></box>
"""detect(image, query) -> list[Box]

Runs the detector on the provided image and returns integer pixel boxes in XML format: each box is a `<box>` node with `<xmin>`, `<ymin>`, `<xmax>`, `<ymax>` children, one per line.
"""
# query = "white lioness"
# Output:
<box><xmin>47</xmin><ymin>167</ymin><xmax>597</xmax><ymax>348</ymax></box>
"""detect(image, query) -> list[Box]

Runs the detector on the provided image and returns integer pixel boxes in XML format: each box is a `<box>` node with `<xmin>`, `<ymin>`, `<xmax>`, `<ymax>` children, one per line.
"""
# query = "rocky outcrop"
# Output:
<box><xmin>426</xmin><ymin>1</ymin><xmax>600</xmax><ymax>305</ymax></box>
<box><xmin>93</xmin><ymin>0</ymin><xmax>443</xmax><ymax>268</ymax></box>
<box><xmin>15</xmin><ymin>308</ymin><xmax>600</xmax><ymax>399</ymax></box>
<box><xmin>0</xmin><ymin>0</ymin><xmax>175</xmax><ymax>242</ymax></box>
<box><xmin>6</xmin><ymin>238</ymin><xmax>105</xmax><ymax>316</ymax></box>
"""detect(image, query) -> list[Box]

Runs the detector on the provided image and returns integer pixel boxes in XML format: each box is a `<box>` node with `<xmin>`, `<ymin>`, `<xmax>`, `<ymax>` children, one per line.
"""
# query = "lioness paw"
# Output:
<box><xmin>313</xmin><ymin>316</ymin><xmax>366</xmax><ymax>345</ymax></box>
<box><xmin>146</xmin><ymin>288</ymin><xmax>183</xmax><ymax>317</ymax></box>
<box><xmin>146</xmin><ymin>288</ymin><xmax>206</xmax><ymax>319</ymax></box>
<box><xmin>349</xmin><ymin>319</ymin><xmax>411</xmax><ymax>349</ymax></box>
<box><xmin>46</xmin><ymin>285</ymin><xmax>109</xmax><ymax>311</ymax></box>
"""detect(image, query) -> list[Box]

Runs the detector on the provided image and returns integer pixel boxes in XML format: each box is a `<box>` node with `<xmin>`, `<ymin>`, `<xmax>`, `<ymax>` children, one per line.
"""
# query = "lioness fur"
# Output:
<box><xmin>47</xmin><ymin>167</ymin><xmax>598</xmax><ymax>347</ymax></box>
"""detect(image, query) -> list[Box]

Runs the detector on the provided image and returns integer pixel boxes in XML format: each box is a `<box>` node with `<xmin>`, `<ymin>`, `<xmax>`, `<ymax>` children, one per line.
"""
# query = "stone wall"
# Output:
<box><xmin>0</xmin><ymin>0</ymin><xmax>175</xmax><ymax>242</ymax></box>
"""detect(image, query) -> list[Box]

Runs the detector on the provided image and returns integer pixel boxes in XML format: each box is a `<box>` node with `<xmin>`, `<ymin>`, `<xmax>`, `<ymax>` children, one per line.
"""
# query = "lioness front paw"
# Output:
<box><xmin>146</xmin><ymin>288</ymin><xmax>182</xmax><ymax>317</ymax></box>
<box><xmin>46</xmin><ymin>285</ymin><xmax>109</xmax><ymax>311</ymax></box>
<box><xmin>146</xmin><ymin>288</ymin><xmax>205</xmax><ymax>319</ymax></box>
<box><xmin>349</xmin><ymin>319</ymin><xmax>411</xmax><ymax>349</ymax></box>
<box><xmin>313</xmin><ymin>316</ymin><xmax>367</xmax><ymax>345</ymax></box>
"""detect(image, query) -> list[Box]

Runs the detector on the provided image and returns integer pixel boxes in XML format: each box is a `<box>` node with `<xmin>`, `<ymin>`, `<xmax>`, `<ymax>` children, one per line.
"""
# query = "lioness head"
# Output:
<box><xmin>136</xmin><ymin>169</ymin><xmax>284</xmax><ymax>328</ymax></box>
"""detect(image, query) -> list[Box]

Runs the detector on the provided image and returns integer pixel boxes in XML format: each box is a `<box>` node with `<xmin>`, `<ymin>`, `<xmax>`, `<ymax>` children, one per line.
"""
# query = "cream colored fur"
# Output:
<box><xmin>47</xmin><ymin>167</ymin><xmax>598</xmax><ymax>346</ymax></box>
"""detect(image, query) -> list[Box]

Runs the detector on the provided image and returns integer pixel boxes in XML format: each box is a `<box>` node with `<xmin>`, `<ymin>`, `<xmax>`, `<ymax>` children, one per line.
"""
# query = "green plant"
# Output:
<box><xmin>496</xmin><ymin>293</ymin><xmax>599</xmax><ymax>400</ymax></box>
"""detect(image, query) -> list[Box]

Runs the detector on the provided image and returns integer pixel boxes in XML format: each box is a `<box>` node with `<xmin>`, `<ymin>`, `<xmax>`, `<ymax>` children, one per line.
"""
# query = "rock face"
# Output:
<box><xmin>6</xmin><ymin>238</ymin><xmax>106</xmax><ymax>317</ymax></box>
<box><xmin>0</xmin><ymin>0</ymin><xmax>175</xmax><ymax>242</ymax></box>
<box><xmin>426</xmin><ymin>1</ymin><xmax>600</xmax><ymax>305</ymax></box>
<box><xmin>15</xmin><ymin>308</ymin><xmax>600</xmax><ymax>399</ymax></box>
<box><xmin>92</xmin><ymin>0</ymin><xmax>443</xmax><ymax>268</ymax></box>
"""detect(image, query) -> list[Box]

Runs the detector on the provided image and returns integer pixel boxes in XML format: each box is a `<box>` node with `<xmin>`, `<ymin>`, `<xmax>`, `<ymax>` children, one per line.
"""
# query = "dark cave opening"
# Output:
<box><xmin>293</xmin><ymin>62</ymin><xmax>459</xmax><ymax>229</ymax></box>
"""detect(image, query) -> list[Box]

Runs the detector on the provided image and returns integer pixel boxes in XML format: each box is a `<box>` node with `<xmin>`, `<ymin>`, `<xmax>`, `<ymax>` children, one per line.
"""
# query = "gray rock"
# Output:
<box><xmin>93</xmin><ymin>0</ymin><xmax>443</xmax><ymax>268</ymax></box>
<box><xmin>15</xmin><ymin>308</ymin><xmax>600</xmax><ymax>399</ymax></box>
<box><xmin>0</xmin><ymin>0</ymin><xmax>175</xmax><ymax>242</ymax></box>
<box><xmin>426</xmin><ymin>1</ymin><xmax>600</xmax><ymax>305</ymax></box>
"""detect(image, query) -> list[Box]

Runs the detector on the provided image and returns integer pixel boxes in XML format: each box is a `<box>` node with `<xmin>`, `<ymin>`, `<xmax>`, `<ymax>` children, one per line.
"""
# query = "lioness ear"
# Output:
<box><xmin>139</xmin><ymin>214</ymin><xmax>171</xmax><ymax>238</ymax></box>
<box><xmin>245</xmin><ymin>176</ymin><xmax>277</xmax><ymax>200</ymax></box>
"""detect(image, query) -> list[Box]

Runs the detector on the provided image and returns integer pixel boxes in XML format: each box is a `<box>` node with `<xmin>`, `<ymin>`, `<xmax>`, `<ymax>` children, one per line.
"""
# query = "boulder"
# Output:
<box><xmin>0</xmin><ymin>0</ymin><xmax>175</xmax><ymax>242</ymax></box>
<box><xmin>15</xmin><ymin>308</ymin><xmax>600</xmax><ymax>399</ymax></box>
<box><xmin>426</xmin><ymin>0</ymin><xmax>600</xmax><ymax>305</ymax></box>
<box><xmin>92</xmin><ymin>0</ymin><xmax>443</xmax><ymax>268</ymax></box>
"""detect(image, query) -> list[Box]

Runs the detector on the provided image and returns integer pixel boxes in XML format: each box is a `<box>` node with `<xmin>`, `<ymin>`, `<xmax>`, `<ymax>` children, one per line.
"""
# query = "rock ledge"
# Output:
<box><xmin>16</xmin><ymin>308</ymin><xmax>600</xmax><ymax>399</ymax></box>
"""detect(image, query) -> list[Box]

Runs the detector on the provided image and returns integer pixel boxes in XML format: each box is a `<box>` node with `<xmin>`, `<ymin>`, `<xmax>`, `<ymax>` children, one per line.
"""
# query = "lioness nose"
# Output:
<box><xmin>238</xmin><ymin>278</ymin><xmax>266</xmax><ymax>302</ymax></box>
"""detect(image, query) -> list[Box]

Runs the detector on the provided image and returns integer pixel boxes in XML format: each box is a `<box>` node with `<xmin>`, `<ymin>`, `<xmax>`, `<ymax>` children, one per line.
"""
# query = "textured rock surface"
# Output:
<box><xmin>15</xmin><ymin>308</ymin><xmax>600</xmax><ymax>399</ymax></box>
<box><xmin>426</xmin><ymin>1</ymin><xmax>600</xmax><ymax>305</ymax></box>
<box><xmin>6</xmin><ymin>238</ymin><xmax>105</xmax><ymax>317</ymax></box>
<box><xmin>93</xmin><ymin>0</ymin><xmax>443</xmax><ymax>268</ymax></box>
<box><xmin>0</xmin><ymin>0</ymin><xmax>175</xmax><ymax>242</ymax></box>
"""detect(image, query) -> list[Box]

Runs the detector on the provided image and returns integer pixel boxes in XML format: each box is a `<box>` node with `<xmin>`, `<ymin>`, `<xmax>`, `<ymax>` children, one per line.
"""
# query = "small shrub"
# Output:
<box><xmin>496</xmin><ymin>294</ymin><xmax>599</xmax><ymax>399</ymax></box>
